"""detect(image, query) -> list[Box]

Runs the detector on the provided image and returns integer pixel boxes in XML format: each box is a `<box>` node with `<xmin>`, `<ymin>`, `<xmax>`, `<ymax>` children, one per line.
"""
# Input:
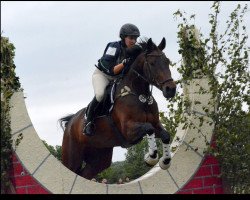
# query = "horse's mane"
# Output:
<box><xmin>137</xmin><ymin>38</ymin><xmax>158</xmax><ymax>53</ymax></box>
<box><xmin>125</xmin><ymin>38</ymin><xmax>158</xmax><ymax>59</ymax></box>
<box><xmin>121</xmin><ymin>38</ymin><xmax>160</xmax><ymax>76</ymax></box>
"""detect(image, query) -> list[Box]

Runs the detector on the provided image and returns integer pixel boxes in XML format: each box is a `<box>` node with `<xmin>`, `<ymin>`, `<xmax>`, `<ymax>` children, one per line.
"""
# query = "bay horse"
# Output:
<box><xmin>59</xmin><ymin>38</ymin><xmax>176</xmax><ymax>180</ymax></box>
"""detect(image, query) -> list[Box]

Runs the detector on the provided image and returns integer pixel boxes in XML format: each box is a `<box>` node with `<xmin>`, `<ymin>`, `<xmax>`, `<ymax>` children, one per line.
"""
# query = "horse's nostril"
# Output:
<box><xmin>163</xmin><ymin>86</ymin><xmax>176</xmax><ymax>98</ymax></box>
<box><xmin>165</xmin><ymin>86</ymin><xmax>175</xmax><ymax>94</ymax></box>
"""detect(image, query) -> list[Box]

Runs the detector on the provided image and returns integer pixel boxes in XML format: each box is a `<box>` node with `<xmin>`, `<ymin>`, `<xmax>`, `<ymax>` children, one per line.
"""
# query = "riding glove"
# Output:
<box><xmin>122</xmin><ymin>58</ymin><xmax>131</xmax><ymax>68</ymax></box>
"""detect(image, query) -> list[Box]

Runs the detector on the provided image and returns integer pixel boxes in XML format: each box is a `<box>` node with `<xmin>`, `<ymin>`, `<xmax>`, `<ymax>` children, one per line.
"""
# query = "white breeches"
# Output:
<box><xmin>92</xmin><ymin>68</ymin><xmax>115</xmax><ymax>102</ymax></box>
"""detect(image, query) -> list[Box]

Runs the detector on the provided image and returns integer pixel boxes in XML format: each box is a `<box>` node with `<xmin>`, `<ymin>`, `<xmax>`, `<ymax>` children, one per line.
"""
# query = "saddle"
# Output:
<box><xmin>86</xmin><ymin>81</ymin><xmax>117</xmax><ymax>118</ymax></box>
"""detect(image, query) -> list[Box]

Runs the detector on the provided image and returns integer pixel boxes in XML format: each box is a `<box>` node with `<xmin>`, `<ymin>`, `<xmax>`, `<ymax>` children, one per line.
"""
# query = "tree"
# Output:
<box><xmin>42</xmin><ymin>140</ymin><xmax>62</xmax><ymax>161</ymax></box>
<box><xmin>162</xmin><ymin>1</ymin><xmax>249</xmax><ymax>193</ymax></box>
<box><xmin>96</xmin><ymin>161</ymin><xmax>127</xmax><ymax>184</ymax></box>
<box><xmin>123</xmin><ymin>137</ymin><xmax>160</xmax><ymax>180</ymax></box>
<box><xmin>1</xmin><ymin>35</ymin><xmax>21</xmax><ymax>193</ymax></box>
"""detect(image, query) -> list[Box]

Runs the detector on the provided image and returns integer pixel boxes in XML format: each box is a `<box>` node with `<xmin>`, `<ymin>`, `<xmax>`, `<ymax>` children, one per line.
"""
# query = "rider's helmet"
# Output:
<box><xmin>119</xmin><ymin>23</ymin><xmax>140</xmax><ymax>39</ymax></box>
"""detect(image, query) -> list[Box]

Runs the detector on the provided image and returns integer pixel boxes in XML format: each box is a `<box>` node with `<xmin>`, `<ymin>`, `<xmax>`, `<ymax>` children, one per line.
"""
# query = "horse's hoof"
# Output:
<box><xmin>144</xmin><ymin>152</ymin><xmax>159</xmax><ymax>166</ymax></box>
<box><xmin>159</xmin><ymin>157</ymin><xmax>171</xmax><ymax>170</ymax></box>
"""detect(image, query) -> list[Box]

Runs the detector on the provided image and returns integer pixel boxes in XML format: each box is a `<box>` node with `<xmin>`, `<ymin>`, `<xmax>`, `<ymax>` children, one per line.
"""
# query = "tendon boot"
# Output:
<box><xmin>83</xmin><ymin>97</ymin><xmax>99</xmax><ymax>136</ymax></box>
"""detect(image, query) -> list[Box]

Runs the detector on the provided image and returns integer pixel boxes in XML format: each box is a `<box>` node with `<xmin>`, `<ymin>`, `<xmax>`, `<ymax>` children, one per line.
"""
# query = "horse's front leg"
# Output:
<box><xmin>123</xmin><ymin>121</ymin><xmax>154</xmax><ymax>144</ymax></box>
<box><xmin>144</xmin><ymin>133</ymin><xmax>159</xmax><ymax>166</ymax></box>
<box><xmin>154</xmin><ymin>123</ymin><xmax>171</xmax><ymax>170</ymax></box>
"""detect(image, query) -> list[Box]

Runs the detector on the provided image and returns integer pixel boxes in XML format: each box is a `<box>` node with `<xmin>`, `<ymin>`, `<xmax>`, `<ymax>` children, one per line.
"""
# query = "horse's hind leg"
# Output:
<box><xmin>80</xmin><ymin>147</ymin><xmax>113</xmax><ymax>180</ymax></box>
<box><xmin>62</xmin><ymin>130</ymin><xmax>85</xmax><ymax>175</ymax></box>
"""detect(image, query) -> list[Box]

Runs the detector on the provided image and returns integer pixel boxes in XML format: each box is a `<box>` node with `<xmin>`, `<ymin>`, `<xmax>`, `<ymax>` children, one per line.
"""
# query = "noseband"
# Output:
<box><xmin>131</xmin><ymin>52</ymin><xmax>173</xmax><ymax>89</ymax></box>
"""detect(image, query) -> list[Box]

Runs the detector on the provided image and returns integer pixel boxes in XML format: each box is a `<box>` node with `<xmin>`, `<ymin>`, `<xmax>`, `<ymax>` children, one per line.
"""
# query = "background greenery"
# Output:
<box><xmin>1</xmin><ymin>36</ymin><xmax>21</xmax><ymax>193</ymax></box>
<box><xmin>166</xmin><ymin>1</ymin><xmax>249</xmax><ymax>193</ymax></box>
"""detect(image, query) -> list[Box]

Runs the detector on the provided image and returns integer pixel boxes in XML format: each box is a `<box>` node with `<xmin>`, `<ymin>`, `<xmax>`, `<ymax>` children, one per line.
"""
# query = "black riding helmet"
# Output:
<box><xmin>119</xmin><ymin>23</ymin><xmax>140</xmax><ymax>39</ymax></box>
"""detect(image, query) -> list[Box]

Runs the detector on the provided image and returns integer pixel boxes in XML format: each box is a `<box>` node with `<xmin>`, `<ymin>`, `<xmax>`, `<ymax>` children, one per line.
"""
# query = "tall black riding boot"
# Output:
<box><xmin>83</xmin><ymin>97</ymin><xmax>99</xmax><ymax>136</ymax></box>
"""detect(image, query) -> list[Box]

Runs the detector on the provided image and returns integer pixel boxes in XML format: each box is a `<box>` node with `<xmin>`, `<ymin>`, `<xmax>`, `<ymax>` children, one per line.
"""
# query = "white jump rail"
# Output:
<box><xmin>10</xmin><ymin>77</ymin><xmax>215</xmax><ymax>194</ymax></box>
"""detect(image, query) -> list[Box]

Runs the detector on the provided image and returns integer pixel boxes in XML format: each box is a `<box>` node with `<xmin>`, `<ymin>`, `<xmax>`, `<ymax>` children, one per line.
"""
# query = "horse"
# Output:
<box><xmin>59</xmin><ymin>38</ymin><xmax>176</xmax><ymax>180</ymax></box>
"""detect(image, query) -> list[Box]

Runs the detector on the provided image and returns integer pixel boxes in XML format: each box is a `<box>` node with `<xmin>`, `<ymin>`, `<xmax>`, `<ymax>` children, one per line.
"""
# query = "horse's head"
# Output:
<box><xmin>137</xmin><ymin>38</ymin><xmax>176</xmax><ymax>98</ymax></box>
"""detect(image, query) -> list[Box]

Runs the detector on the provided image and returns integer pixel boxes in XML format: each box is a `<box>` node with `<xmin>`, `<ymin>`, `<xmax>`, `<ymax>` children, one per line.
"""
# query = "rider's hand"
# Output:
<box><xmin>121</xmin><ymin>58</ymin><xmax>133</xmax><ymax>75</ymax></box>
<box><xmin>122</xmin><ymin>58</ymin><xmax>131</xmax><ymax>68</ymax></box>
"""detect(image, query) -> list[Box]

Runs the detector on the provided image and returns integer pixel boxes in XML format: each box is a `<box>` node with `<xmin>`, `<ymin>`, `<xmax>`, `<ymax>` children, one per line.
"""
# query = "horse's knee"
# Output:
<box><xmin>160</xmin><ymin>130</ymin><xmax>170</xmax><ymax>144</ymax></box>
<box><xmin>144</xmin><ymin>123</ymin><xmax>154</xmax><ymax>135</ymax></box>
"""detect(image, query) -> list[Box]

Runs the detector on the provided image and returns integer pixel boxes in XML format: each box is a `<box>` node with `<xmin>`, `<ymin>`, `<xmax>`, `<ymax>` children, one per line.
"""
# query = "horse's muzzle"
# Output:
<box><xmin>162</xmin><ymin>84</ymin><xmax>176</xmax><ymax>99</ymax></box>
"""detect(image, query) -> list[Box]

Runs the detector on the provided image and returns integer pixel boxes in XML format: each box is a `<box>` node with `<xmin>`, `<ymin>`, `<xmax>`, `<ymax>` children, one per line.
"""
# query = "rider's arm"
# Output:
<box><xmin>113</xmin><ymin>58</ymin><xmax>131</xmax><ymax>75</ymax></box>
<box><xmin>97</xmin><ymin>42</ymin><xmax>120</xmax><ymax>76</ymax></box>
<box><xmin>113</xmin><ymin>45</ymin><xmax>142</xmax><ymax>74</ymax></box>
<box><xmin>113</xmin><ymin>63</ymin><xmax>125</xmax><ymax>75</ymax></box>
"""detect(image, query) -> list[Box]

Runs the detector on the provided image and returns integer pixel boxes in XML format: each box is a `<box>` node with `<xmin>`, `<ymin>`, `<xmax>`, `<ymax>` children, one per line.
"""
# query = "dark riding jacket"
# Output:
<box><xmin>96</xmin><ymin>40</ymin><xmax>128</xmax><ymax>76</ymax></box>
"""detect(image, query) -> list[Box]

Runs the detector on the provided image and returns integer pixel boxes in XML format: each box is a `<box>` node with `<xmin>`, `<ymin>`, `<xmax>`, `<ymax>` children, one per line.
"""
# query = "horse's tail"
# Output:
<box><xmin>59</xmin><ymin>114</ymin><xmax>74</xmax><ymax>131</ymax></box>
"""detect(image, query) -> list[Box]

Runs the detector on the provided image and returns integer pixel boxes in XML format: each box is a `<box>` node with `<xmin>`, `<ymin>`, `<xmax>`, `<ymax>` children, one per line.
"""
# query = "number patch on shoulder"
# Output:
<box><xmin>105</xmin><ymin>47</ymin><xmax>117</xmax><ymax>56</ymax></box>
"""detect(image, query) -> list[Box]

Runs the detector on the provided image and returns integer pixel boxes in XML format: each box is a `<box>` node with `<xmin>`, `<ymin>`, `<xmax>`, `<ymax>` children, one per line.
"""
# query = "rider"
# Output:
<box><xmin>83</xmin><ymin>23</ymin><xmax>141</xmax><ymax>136</ymax></box>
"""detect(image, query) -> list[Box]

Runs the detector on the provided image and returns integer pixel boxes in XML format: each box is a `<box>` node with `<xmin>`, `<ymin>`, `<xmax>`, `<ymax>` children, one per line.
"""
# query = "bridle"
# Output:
<box><xmin>116</xmin><ymin>51</ymin><xmax>174</xmax><ymax>104</ymax></box>
<box><xmin>131</xmin><ymin>52</ymin><xmax>173</xmax><ymax>90</ymax></box>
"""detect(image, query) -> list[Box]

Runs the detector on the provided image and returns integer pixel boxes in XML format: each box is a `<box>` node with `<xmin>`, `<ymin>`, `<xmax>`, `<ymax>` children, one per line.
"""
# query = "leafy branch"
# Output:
<box><xmin>1</xmin><ymin>35</ymin><xmax>21</xmax><ymax>194</ymax></box>
<box><xmin>162</xmin><ymin>1</ymin><xmax>250</xmax><ymax>193</ymax></box>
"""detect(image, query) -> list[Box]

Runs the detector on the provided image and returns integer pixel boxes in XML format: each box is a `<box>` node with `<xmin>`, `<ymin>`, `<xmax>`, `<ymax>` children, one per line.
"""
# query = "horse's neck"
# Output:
<box><xmin>122</xmin><ymin>59</ymin><xmax>150</xmax><ymax>95</ymax></box>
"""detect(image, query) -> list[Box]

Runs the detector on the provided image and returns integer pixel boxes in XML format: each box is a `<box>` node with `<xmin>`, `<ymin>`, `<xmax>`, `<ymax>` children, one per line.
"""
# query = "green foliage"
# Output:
<box><xmin>211</xmin><ymin>112</ymin><xmax>250</xmax><ymax>193</ymax></box>
<box><xmin>96</xmin><ymin>161</ymin><xmax>127</xmax><ymax>184</ymax></box>
<box><xmin>42</xmin><ymin>140</ymin><xmax>62</xmax><ymax>161</ymax></box>
<box><xmin>123</xmin><ymin>138</ymin><xmax>153</xmax><ymax>180</ymax></box>
<box><xmin>1</xmin><ymin>100</ymin><xmax>13</xmax><ymax>194</ymax></box>
<box><xmin>164</xmin><ymin>1</ymin><xmax>249</xmax><ymax>193</ymax></box>
<box><xmin>1</xmin><ymin>37</ymin><xmax>21</xmax><ymax>96</ymax></box>
<box><xmin>1</xmin><ymin>35</ymin><xmax>21</xmax><ymax>193</ymax></box>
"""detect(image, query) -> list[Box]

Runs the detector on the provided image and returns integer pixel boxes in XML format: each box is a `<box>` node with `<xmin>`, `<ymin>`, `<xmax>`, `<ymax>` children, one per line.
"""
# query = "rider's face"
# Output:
<box><xmin>124</xmin><ymin>36</ymin><xmax>137</xmax><ymax>48</ymax></box>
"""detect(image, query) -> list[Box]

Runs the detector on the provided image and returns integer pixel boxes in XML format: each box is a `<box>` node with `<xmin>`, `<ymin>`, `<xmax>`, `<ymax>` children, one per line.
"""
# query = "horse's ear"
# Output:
<box><xmin>146</xmin><ymin>38</ymin><xmax>153</xmax><ymax>52</ymax></box>
<box><xmin>158</xmin><ymin>37</ymin><xmax>166</xmax><ymax>51</ymax></box>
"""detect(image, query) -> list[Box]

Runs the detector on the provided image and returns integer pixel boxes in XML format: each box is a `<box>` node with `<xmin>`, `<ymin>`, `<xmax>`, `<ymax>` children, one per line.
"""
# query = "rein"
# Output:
<box><xmin>116</xmin><ymin>51</ymin><xmax>173</xmax><ymax>105</ymax></box>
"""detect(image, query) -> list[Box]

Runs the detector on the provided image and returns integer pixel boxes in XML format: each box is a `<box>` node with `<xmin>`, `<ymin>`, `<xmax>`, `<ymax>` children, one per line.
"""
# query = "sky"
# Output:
<box><xmin>1</xmin><ymin>1</ymin><xmax>249</xmax><ymax>162</ymax></box>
